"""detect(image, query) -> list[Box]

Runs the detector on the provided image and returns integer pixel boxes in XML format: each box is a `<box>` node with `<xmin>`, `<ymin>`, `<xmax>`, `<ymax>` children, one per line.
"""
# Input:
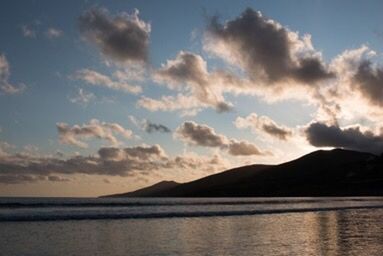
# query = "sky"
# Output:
<box><xmin>1</xmin><ymin>0</ymin><xmax>383</xmax><ymax>197</ymax></box>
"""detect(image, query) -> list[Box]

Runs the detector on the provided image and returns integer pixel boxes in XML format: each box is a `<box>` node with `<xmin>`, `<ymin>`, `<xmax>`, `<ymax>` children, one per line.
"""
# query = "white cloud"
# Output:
<box><xmin>21</xmin><ymin>25</ymin><xmax>36</xmax><ymax>38</ymax></box>
<box><xmin>0</xmin><ymin>54</ymin><xmax>25</xmax><ymax>95</ymax></box>
<box><xmin>57</xmin><ymin>119</ymin><xmax>133</xmax><ymax>148</ymax></box>
<box><xmin>45</xmin><ymin>27</ymin><xmax>63</xmax><ymax>39</ymax></box>
<box><xmin>137</xmin><ymin>94</ymin><xmax>203</xmax><ymax>116</ymax></box>
<box><xmin>74</xmin><ymin>69</ymin><xmax>142</xmax><ymax>94</ymax></box>
<box><xmin>69</xmin><ymin>88</ymin><xmax>96</xmax><ymax>105</ymax></box>
<box><xmin>152</xmin><ymin>51</ymin><xmax>233</xmax><ymax>113</ymax></box>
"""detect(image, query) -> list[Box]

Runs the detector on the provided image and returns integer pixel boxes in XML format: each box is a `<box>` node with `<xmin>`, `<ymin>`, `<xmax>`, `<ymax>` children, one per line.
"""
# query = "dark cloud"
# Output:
<box><xmin>305</xmin><ymin>122</ymin><xmax>383</xmax><ymax>154</ymax></box>
<box><xmin>176</xmin><ymin>121</ymin><xmax>228</xmax><ymax>148</ymax></box>
<box><xmin>144</xmin><ymin>122</ymin><xmax>171</xmax><ymax>133</ymax></box>
<box><xmin>47</xmin><ymin>175</ymin><xmax>70</xmax><ymax>182</ymax></box>
<box><xmin>227</xmin><ymin>140</ymin><xmax>263</xmax><ymax>156</ymax></box>
<box><xmin>0</xmin><ymin>145</ymin><xmax>225</xmax><ymax>184</ymax></box>
<box><xmin>175</xmin><ymin>121</ymin><xmax>267</xmax><ymax>156</ymax></box>
<box><xmin>261</xmin><ymin>123</ymin><xmax>292</xmax><ymax>140</ymax></box>
<box><xmin>0</xmin><ymin>145</ymin><xmax>166</xmax><ymax>178</ymax></box>
<box><xmin>235</xmin><ymin>113</ymin><xmax>292</xmax><ymax>140</ymax></box>
<box><xmin>215</xmin><ymin>102</ymin><xmax>233</xmax><ymax>113</ymax></box>
<box><xmin>0</xmin><ymin>175</ymin><xmax>45</xmax><ymax>184</ymax></box>
<box><xmin>79</xmin><ymin>7</ymin><xmax>150</xmax><ymax>64</ymax></box>
<box><xmin>97</xmin><ymin>147</ymin><xmax>122</xmax><ymax>160</ymax></box>
<box><xmin>352</xmin><ymin>60</ymin><xmax>383</xmax><ymax>107</ymax></box>
<box><xmin>123</xmin><ymin>145</ymin><xmax>167</xmax><ymax>160</ymax></box>
<box><xmin>293</xmin><ymin>57</ymin><xmax>334</xmax><ymax>84</ymax></box>
<box><xmin>206</xmin><ymin>8</ymin><xmax>334</xmax><ymax>84</ymax></box>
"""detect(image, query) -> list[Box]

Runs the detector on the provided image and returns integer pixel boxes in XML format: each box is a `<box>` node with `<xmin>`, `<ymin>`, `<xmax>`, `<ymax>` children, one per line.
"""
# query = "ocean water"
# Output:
<box><xmin>1</xmin><ymin>197</ymin><xmax>383</xmax><ymax>256</ymax></box>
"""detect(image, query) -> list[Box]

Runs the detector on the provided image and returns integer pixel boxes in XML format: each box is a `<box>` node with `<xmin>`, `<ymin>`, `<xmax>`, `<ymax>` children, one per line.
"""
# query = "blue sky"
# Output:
<box><xmin>1</xmin><ymin>0</ymin><xmax>383</xmax><ymax>196</ymax></box>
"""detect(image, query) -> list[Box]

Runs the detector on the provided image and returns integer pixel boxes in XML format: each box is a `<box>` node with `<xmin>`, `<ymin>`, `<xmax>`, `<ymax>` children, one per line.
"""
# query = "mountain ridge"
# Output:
<box><xmin>103</xmin><ymin>149</ymin><xmax>383</xmax><ymax>197</ymax></box>
<box><xmin>103</xmin><ymin>180</ymin><xmax>180</xmax><ymax>197</ymax></box>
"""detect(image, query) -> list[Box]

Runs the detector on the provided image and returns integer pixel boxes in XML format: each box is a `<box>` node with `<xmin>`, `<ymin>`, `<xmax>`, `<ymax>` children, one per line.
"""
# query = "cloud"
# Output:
<box><xmin>351</xmin><ymin>60</ymin><xmax>383</xmax><ymax>108</ymax></box>
<box><xmin>47</xmin><ymin>175</ymin><xmax>71</xmax><ymax>182</ymax></box>
<box><xmin>45</xmin><ymin>27</ymin><xmax>63</xmax><ymax>39</ymax></box>
<box><xmin>21</xmin><ymin>22</ymin><xmax>63</xmax><ymax>40</ymax></box>
<box><xmin>153</xmin><ymin>51</ymin><xmax>233</xmax><ymax>112</ymax></box>
<box><xmin>137</xmin><ymin>94</ymin><xmax>203</xmax><ymax>116</ymax></box>
<box><xmin>227</xmin><ymin>140</ymin><xmax>264</xmax><ymax>156</ymax></box>
<box><xmin>142</xmin><ymin>8</ymin><xmax>337</xmax><ymax>118</ymax></box>
<box><xmin>128</xmin><ymin>115</ymin><xmax>171</xmax><ymax>133</ymax></box>
<box><xmin>175</xmin><ymin>121</ymin><xmax>267</xmax><ymax>156</ymax></box>
<box><xmin>0</xmin><ymin>144</ymin><xmax>226</xmax><ymax>184</ymax></box>
<box><xmin>147</xmin><ymin>46</ymin><xmax>330</xmax><ymax>116</ymax></box>
<box><xmin>205</xmin><ymin>8</ymin><xmax>334</xmax><ymax>85</ymax></box>
<box><xmin>74</xmin><ymin>69</ymin><xmax>142</xmax><ymax>93</ymax></box>
<box><xmin>57</xmin><ymin>119</ymin><xmax>133</xmax><ymax>148</ymax></box>
<box><xmin>69</xmin><ymin>88</ymin><xmax>96</xmax><ymax>105</ymax></box>
<box><xmin>98</xmin><ymin>144</ymin><xmax>167</xmax><ymax>161</ymax></box>
<box><xmin>0</xmin><ymin>142</ymin><xmax>12</xmax><ymax>157</ymax></box>
<box><xmin>0</xmin><ymin>145</ymin><xmax>166</xmax><ymax>183</ymax></box>
<box><xmin>113</xmin><ymin>66</ymin><xmax>145</xmax><ymax>82</ymax></box>
<box><xmin>0</xmin><ymin>54</ymin><xmax>25</xmax><ymax>95</ymax></box>
<box><xmin>175</xmin><ymin>121</ymin><xmax>229</xmax><ymax>147</ymax></box>
<box><xmin>0</xmin><ymin>175</ymin><xmax>45</xmax><ymax>184</ymax></box>
<box><xmin>144</xmin><ymin>122</ymin><xmax>171</xmax><ymax>133</ymax></box>
<box><xmin>235</xmin><ymin>113</ymin><xmax>293</xmax><ymax>140</ymax></box>
<box><xmin>79</xmin><ymin>7</ymin><xmax>150</xmax><ymax>64</ymax></box>
<box><xmin>165</xmin><ymin>153</ymin><xmax>228</xmax><ymax>173</ymax></box>
<box><xmin>305</xmin><ymin>122</ymin><xmax>383</xmax><ymax>154</ymax></box>
<box><xmin>318</xmin><ymin>45</ymin><xmax>383</xmax><ymax>123</ymax></box>
<box><xmin>21</xmin><ymin>25</ymin><xmax>36</xmax><ymax>38</ymax></box>
<box><xmin>155</xmin><ymin>51</ymin><xmax>209</xmax><ymax>88</ymax></box>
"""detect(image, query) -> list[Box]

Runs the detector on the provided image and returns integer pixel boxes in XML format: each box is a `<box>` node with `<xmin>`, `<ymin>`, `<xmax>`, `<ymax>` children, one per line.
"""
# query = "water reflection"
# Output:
<box><xmin>1</xmin><ymin>209</ymin><xmax>383</xmax><ymax>255</ymax></box>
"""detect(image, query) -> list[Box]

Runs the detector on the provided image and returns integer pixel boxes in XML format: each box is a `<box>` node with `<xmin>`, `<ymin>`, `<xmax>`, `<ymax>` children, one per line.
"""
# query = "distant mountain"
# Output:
<box><xmin>104</xmin><ymin>180</ymin><xmax>180</xmax><ymax>197</ymax></box>
<box><xmin>104</xmin><ymin>149</ymin><xmax>383</xmax><ymax>197</ymax></box>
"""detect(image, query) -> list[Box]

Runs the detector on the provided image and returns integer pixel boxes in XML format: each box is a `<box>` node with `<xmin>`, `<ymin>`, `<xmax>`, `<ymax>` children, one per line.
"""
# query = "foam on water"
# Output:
<box><xmin>1</xmin><ymin>197</ymin><xmax>383</xmax><ymax>222</ymax></box>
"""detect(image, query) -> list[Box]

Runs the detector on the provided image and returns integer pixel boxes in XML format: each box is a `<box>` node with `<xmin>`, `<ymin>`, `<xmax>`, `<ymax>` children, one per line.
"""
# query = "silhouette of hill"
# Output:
<box><xmin>104</xmin><ymin>180</ymin><xmax>180</xmax><ymax>197</ymax></box>
<box><xmin>105</xmin><ymin>149</ymin><xmax>383</xmax><ymax>197</ymax></box>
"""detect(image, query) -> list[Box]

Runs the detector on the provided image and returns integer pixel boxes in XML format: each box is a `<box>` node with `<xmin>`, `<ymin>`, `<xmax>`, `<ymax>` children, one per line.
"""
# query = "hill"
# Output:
<box><xmin>104</xmin><ymin>180</ymin><xmax>180</xmax><ymax>197</ymax></box>
<box><xmin>104</xmin><ymin>149</ymin><xmax>383</xmax><ymax>197</ymax></box>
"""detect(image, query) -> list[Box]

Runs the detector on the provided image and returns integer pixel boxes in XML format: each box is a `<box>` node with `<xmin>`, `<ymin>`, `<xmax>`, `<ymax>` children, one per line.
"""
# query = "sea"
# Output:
<box><xmin>1</xmin><ymin>197</ymin><xmax>383</xmax><ymax>256</ymax></box>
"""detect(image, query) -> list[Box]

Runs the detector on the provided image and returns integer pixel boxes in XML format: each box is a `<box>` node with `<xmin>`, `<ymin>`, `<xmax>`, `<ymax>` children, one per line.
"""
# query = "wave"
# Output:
<box><xmin>1</xmin><ymin>205</ymin><xmax>383</xmax><ymax>222</ymax></box>
<box><xmin>1</xmin><ymin>197</ymin><xmax>382</xmax><ymax>209</ymax></box>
